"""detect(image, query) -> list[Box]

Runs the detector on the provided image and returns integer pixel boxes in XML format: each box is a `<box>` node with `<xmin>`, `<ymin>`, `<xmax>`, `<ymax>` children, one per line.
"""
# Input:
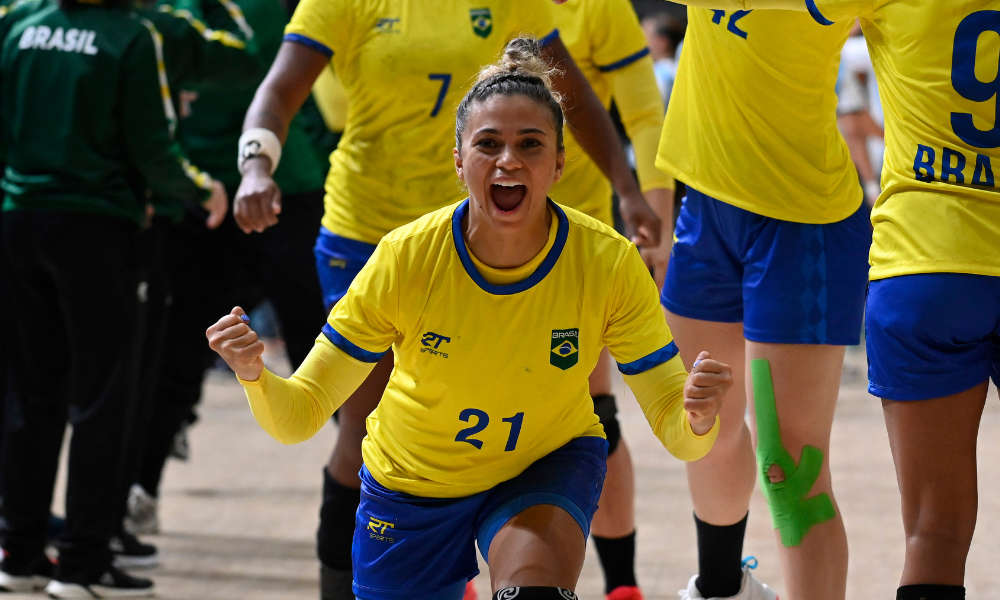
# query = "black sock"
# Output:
<box><xmin>694</xmin><ymin>512</ymin><xmax>747</xmax><ymax>599</ymax></box>
<box><xmin>592</xmin><ymin>531</ymin><xmax>638</xmax><ymax>593</ymax></box>
<box><xmin>897</xmin><ymin>584</ymin><xmax>966</xmax><ymax>600</ymax></box>
<box><xmin>317</xmin><ymin>468</ymin><xmax>361</xmax><ymax>571</ymax></box>
<box><xmin>492</xmin><ymin>587</ymin><xmax>578</xmax><ymax>599</ymax></box>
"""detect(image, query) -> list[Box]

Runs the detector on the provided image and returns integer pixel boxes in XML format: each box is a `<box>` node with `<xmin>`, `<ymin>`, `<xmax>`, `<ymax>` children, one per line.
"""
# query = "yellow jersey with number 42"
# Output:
<box><xmin>656</xmin><ymin>7</ymin><xmax>861</xmax><ymax>225</ymax></box>
<box><xmin>284</xmin><ymin>0</ymin><xmax>557</xmax><ymax>245</ymax></box>
<box><xmin>324</xmin><ymin>200</ymin><xmax>692</xmax><ymax>497</ymax></box>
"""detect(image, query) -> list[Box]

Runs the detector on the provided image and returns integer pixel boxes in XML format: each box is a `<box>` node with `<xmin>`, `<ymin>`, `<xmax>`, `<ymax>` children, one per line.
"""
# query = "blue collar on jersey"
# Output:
<box><xmin>451</xmin><ymin>198</ymin><xmax>569</xmax><ymax>296</ymax></box>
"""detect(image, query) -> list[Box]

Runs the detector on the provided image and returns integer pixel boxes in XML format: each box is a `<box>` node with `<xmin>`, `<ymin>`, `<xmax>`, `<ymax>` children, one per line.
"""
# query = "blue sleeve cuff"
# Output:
<box><xmin>538</xmin><ymin>28</ymin><xmax>560</xmax><ymax>47</ymax></box>
<box><xmin>284</xmin><ymin>33</ymin><xmax>334</xmax><ymax>57</ymax></box>
<box><xmin>804</xmin><ymin>0</ymin><xmax>835</xmax><ymax>25</ymax></box>
<box><xmin>322</xmin><ymin>323</ymin><xmax>388</xmax><ymax>363</ymax></box>
<box><xmin>596</xmin><ymin>47</ymin><xmax>650</xmax><ymax>73</ymax></box>
<box><xmin>617</xmin><ymin>342</ymin><xmax>680</xmax><ymax>376</ymax></box>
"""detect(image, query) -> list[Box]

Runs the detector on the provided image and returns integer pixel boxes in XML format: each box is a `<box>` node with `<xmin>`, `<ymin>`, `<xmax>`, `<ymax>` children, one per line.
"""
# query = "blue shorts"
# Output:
<box><xmin>866</xmin><ymin>273</ymin><xmax>1000</xmax><ymax>401</ymax></box>
<box><xmin>352</xmin><ymin>436</ymin><xmax>608</xmax><ymax>600</ymax></box>
<box><xmin>314</xmin><ymin>228</ymin><xmax>378</xmax><ymax>310</ymax></box>
<box><xmin>661</xmin><ymin>188</ymin><xmax>871</xmax><ymax>345</ymax></box>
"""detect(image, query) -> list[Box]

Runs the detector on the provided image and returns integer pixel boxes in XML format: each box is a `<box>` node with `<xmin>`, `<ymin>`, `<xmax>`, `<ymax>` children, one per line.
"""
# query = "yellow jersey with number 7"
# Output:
<box><xmin>284</xmin><ymin>0</ymin><xmax>557</xmax><ymax>245</ymax></box>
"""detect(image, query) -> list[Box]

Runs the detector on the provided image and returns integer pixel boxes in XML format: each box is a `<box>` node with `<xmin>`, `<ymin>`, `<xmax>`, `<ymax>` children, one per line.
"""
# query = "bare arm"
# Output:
<box><xmin>235</xmin><ymin>41</ymin><xmax>329</xmax><ymax>233</ymax></box>
<box><xmin>543</xmin><ymin>38</ymin><xmax>661</xmax><ymax>247</ymax></box>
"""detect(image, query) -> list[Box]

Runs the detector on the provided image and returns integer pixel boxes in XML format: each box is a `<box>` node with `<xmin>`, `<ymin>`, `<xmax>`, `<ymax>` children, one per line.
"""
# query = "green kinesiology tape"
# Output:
<box><xmin>750</xmin><ymin>359</ymin><xmax>835</xmax><ymax>547</ymax></box>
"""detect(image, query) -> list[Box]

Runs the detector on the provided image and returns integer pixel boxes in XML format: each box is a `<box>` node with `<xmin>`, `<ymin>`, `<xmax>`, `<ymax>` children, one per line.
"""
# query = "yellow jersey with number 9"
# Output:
<box><xmin>802</xmin><ymin>0</ymin><xmax>1000</xmax><ymax>279</ymax></box>
<box><xmin>284</xmin><ymin>0</ymin><xmax>557</xmax><ymax>245</ymax></box>
<box><xmin>324</xmin><ymin>200</ymin><xmax>682</xmax><ymax>497</ymax></box>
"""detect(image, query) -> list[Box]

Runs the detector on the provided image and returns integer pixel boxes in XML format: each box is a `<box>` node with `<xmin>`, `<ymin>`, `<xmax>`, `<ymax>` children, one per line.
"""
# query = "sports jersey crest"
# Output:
<box><xmin>470</xmin><ymin>8</ymin><xmax>493</xmax><ymax>38</ymax></box>
<box><xmin>550</xmin><ymin>329</ymin><xmax>579</xmax><ymax>370</ymax></box>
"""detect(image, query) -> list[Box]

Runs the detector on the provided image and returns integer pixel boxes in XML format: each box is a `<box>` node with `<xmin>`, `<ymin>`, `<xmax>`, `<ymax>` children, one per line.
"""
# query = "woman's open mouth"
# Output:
<box><xmin>490</xmin><ymin>182</ymin><xmax>527</xmax><ymax>213</ymax></box>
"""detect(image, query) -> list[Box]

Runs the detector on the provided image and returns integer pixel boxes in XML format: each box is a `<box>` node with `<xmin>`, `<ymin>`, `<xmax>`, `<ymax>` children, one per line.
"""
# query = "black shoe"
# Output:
<box><xmin>45</xmin><ymin>565</ymin><xmax>154</xmax><ymax>598</ymax></box>
<box><xmin>0</xmin><ymin>556</ymin><xmax>53</xmax><ymax>592</ymax></box>
<box><xmin>110</xmin><ymin>531</ymin><xmax>159</xmax><ymax>570</ymax></box>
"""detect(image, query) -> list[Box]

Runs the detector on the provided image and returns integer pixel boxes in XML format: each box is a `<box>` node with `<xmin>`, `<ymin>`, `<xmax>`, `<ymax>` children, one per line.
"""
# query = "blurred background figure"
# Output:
<box><xmin>836</xmin><ymin>21</ymin><xmax>884</xmax><ymax>207</ymax></box>
<box><xmin>0</xmin><ymin>0</ymin><xmax>227</xmax><ymax>594</ymax></box>
<box><xmin>641</xmin><ymin>13</ymin><xmax>685</xmax><ymax>107</ymax></box>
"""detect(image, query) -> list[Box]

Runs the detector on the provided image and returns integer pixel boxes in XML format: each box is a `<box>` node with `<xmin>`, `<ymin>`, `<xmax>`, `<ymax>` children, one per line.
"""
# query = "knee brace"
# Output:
<box><xmin>592</xmin><ymin>394</ymin><xmax>621</xmax><ymax>454</ymax></box>
<box><xmin>317</xmin><ymin>468</ymin><xmax>361</xmax><ymax>570</ymax></box>
<box><xmin>750</xmin><ymin>359</ymin><xmax>835</xmax><ymax>548</ymax></box>
<box><xmin>493</xmin><ymin>588</ymin><xmax>578</xmax><ymax>600</ymax></box>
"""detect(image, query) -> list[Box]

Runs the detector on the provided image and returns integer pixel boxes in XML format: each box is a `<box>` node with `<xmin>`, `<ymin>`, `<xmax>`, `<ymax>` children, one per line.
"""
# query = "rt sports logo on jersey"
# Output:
<box><xmin>470</xmin><ymin>8</ymin><xmax>493</xmax><ymax>38</ymax></box>
<box><xmin>550</xmin><ymin>329</ymin><xmax>579</xmax><ymax>370</ymax></box>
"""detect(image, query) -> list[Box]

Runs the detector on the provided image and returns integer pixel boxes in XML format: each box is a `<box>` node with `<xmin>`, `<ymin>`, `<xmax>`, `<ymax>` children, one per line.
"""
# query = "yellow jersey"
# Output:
<box><xmin>548</xmin><ymin>0</ymin><xmax>673</xmax><ymax>226</ymax></box>
<box><xmin>284</xmin><ymin>0</ymin><xmax>558</xmax><ymax>244</ymax></box>
<box><xmin>656</xmin><ymin>7</ymin><xmax>862</xmax><ymax>224</ymax></box>
<box><xmin>807</xmin><ymin>0</ymin><xmax>1000</xmax><ymax>279</ymax></box>
<box><xmin>319</xmin><ymin>200</ymin><xmax>711</xmax><ymax>497</ymax></box>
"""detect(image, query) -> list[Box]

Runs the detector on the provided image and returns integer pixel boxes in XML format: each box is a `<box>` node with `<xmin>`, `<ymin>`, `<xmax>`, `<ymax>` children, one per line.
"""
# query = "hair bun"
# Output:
<box><xmin>477</xmin><ymin>36</ymin><xmax>559</xmax><ymax>92</ymax></box>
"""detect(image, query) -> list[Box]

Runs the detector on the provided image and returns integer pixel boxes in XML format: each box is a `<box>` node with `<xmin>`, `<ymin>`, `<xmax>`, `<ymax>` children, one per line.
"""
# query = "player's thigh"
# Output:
<box><xmin>478</xmin><ymin>437</ymin><xmax>607</xmax><ymax>588</ymax></box>
<box><xmin>745</xmin><ymin>341</ymin><xmax>845</xmax><ymax>458</ymax></box>
<box><xmin>664</xmin><ymin>310</ymin><xmax>746</xmax><ymax>441</ymax></box>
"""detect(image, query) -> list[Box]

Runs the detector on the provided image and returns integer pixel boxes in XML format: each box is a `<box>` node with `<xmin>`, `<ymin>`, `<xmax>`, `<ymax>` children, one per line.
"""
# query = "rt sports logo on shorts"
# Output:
<box><xmin>550</xmin><ymin>329</ymin><xmax>579</xmax><ymax>370</ymax></box>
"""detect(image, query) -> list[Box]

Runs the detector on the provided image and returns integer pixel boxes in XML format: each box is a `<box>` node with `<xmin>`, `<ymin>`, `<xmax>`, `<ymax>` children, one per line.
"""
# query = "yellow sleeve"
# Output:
<box><xmin>611</xmin><ymin>55</ymin><xmax>674</xmax><ymax>192</ymax></box>
<box><xmin>284</xmin><ymin>0</ymin><xmax>360</xmax><ymax>57</ymax></box>
<box><xmin>623</xmin><ymin>357</ymin><xmax>720</xmax><ymax>461</ymax></box>
<box><xmin>669</xmin><ymin>0</ymin><xmax>869</xmax><ymax>22</ymax></box>
<box><xmin>239</xmin><ymin>336</ymin><xmax>376</xmax><ymax>444</ymax></box>
<box><xmin>589</xmin><ymin>0</ymin><xmax>647</xmax><ymax>68</ymax></box>
<box><xmin>603</xmin><ymin>244</ymin><xmax>674</xmax><ymax>367</ymax></box>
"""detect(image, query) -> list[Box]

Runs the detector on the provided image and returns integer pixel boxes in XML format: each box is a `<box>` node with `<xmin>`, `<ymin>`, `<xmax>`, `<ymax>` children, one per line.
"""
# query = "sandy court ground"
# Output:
<box><xmin>10</xmin><ymin>345</ymin><xmax>999</xmax><ymax>600</ymax></box>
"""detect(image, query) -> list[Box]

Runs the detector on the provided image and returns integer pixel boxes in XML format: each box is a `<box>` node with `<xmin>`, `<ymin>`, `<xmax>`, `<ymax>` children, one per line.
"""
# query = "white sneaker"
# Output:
<box><xmin>0</xmin><ymin>570</ymin><xmax>51</xmax><ymax>592</ymax></box>
<box><xmin>678</xmin><ymin>566</ymin><xmax>778</xmax><ymax>600</ymax></box>
<box><xmin>123</xmin><ymin>485</ymin><xmax>159</xmax><ymax>536</ymax></box>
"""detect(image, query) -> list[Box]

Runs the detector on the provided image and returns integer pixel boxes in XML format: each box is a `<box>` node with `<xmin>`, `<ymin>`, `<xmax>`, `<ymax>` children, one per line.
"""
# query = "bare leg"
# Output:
<box><xmin>590</xmin><ymin>348</ymin><xmax>636</xmax><ymax>538</ymax></box>
<box><xmin>326</xmin><ymin>352</ymin><xmax>393</xmax><ymax>486</ymax></box>
<box><xmin>882</xmin><ymin>383</ymin><xmax>987</xmax><ymax>587</ymax></box>
<box><xmin>745</xmin><ymin>342</ymin><xmax>848</xmax><ymax>600</ymax></box>
<box><xmin>489</xmin><ymin>505</ymin><xmax>587</xmax><ymax>591</ymax></box>
<box><xmin>664</xmin><ymin>311</ymin><xmax>754</xmax><ymax>527</ymax></box>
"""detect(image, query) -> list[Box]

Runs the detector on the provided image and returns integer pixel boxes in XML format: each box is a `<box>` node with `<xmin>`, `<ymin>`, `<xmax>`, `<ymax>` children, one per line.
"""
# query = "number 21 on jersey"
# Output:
<box><xmin>455</xmin><ymin>408</ymin><xmax>524</xmax><ymax>451</ymax></box>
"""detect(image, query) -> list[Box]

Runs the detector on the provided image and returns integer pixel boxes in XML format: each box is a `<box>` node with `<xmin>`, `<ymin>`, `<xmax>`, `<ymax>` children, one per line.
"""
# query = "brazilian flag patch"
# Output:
<box><xmin>550</xmin><ymin>329</ymin><xmax>579</xmax><ymax>370</ymax></box>
<box><xmin>470</xmin><ymin>8</ymin><xmax>493</xmax><ymax>38</ymax></box>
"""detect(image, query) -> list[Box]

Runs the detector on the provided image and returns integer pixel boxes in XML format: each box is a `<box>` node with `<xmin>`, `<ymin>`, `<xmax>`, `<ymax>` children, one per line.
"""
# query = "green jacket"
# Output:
<box><xmin>0</xmin><ymin>2</ymin><xmax>214</xmax><ymax>224</ymax></box>
<box><xmin>174</xmin><ymin>0</ymin><xmax>324</xmax><ymax>195</ymax></box>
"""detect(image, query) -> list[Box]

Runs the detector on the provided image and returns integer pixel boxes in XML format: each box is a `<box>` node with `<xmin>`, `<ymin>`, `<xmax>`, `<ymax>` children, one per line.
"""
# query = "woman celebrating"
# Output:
<box><xmin>233</xmin><ymin>2</ymin><xmax>661</xmax><ymax>596</ymax></box>
<box><xmin>210</xmin><ymin>39</ymin><xmax>728</xmax><ymax>600</ymax></box>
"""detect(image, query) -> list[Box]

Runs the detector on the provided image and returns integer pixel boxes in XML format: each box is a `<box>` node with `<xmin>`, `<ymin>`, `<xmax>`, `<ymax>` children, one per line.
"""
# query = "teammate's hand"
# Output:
<box><xmin>234</xmin><ymin>157</ymin><xmax>282</xmax><ymax>234</ymax></box>
<box><xmin>639</xmin><ymin>187</ymin><xmax>674</xmax><ymax>291</ymax></box>
<box><xmin>203</xmin><ymin>179</ymin><xmax>228</xmax><ymax>230</ymax></box>
<box><xmin>618</xmin><ymin>191</ymin><xmax>662</xmax><ymax>248</ymax></box>
<box><xmin>683</xmin><ymin>351</ymin><xmax>732</xmax><ymax>436</ymax></box>
<box><xmin>206</xmin><ymin>306</ymin><xmax>265</xmax><ymax>382</ymax></box>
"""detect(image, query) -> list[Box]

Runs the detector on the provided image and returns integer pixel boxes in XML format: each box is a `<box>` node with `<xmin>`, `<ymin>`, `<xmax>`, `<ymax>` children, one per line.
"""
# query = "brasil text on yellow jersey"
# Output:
<box><xmin>657</xmin><ymin>7</ymin><xmax>862</xmax><ymax>224</ymax></box>
<box><xmin>548</xmin><ymin>0</ymin><xmax>672</xmax><ymax>225</ymax></box>
<box><xmin>673</xmin><ymin>0</ymin><xmax>1000</xmax><ymax>278</ymax></box>
<box><xmin>326</xmin><ymin>201</ymin><xmax>688</xmax><ymax>497</ymax></box>
<box><xmin>284</xmin><ymin>0</ymin><xmax>557</xmax><ymax>245</ymax></box>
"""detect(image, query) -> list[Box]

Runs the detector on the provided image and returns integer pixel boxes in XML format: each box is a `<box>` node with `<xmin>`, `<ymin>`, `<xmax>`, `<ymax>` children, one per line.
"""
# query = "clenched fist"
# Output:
<box><xmin>206</xmin><ymin>306</ymin><xmax>265</xmax><ymax>382</ymax></box>
<box><xmin>683</xmin><ymin>351</ymin><xmax>732</xmax><ymax>435</ymax></box>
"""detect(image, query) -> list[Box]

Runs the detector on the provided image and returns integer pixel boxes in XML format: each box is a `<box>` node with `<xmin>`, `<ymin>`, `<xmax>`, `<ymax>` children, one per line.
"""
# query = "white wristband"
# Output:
<box><xmin>238</xmin><ymin>127</ymin><xmax>282</xmax><ymax>176</ymax></box>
